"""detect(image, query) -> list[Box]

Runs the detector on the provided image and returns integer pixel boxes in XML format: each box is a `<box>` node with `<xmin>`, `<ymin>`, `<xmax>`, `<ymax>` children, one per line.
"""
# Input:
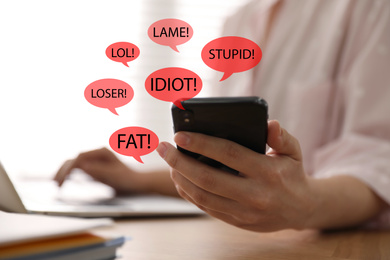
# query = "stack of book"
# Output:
<box><xmin>0</xmin><ymin>232</ymin><xmax>125</xmax><ymax>260</ymax></box>
<box><xmin>0</xmin><ymin>211</ymin><xmax>126</xmax><ymax>260</ymax></box>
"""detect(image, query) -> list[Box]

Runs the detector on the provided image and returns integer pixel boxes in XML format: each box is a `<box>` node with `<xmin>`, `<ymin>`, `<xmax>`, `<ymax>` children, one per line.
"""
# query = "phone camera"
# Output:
<box><xmin>181</xmin><ymin>111</ymin><xmax>194</xmax><ymax>124</ymax></box>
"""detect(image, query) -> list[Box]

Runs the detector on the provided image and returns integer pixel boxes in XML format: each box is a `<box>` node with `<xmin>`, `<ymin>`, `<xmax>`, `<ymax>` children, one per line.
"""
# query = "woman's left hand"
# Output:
<box><xmin>157</xmin><ymin>120</ymin><xmax>315</xmax><ymax>232</ymax></box>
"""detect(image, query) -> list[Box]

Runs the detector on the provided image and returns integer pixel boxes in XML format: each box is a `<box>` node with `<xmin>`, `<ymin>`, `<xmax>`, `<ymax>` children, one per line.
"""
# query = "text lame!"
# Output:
<box><xmin>153</xmin><ymin>27</ymin><xmax>190</xmax><ymax>38</ymax></box>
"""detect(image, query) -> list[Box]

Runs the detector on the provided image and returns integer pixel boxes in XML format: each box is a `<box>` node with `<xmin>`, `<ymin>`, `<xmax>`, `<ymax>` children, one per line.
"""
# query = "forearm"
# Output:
<box><xmin>306</xmin><ymin>175</ymin><xmax>388</xmax><ymax>229</ymax></box>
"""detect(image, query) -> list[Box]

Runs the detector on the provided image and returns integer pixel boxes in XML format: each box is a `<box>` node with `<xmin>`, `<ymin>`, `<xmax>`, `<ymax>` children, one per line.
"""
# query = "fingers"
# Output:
<box><xmin>170</xmin><ymin>121</ymin><xmax>302</xmax><ymax>173</ymax></box>
<box><xmin>171</xmin><ymin>168</ymin><xmax>258</xmax><ymax>228</ymax></box>
<box><xmin>54</xmin><ymin>159</ymin><xmax>75</xmax><ymax>186</ymax></box>
<box><xmin>79</xmin><ymin>160</ymin><xmax>114</xmax><ymax>183</ymax></box>
<box><xmin>157</xmin><ymin>142</ymin><xmax>249</xmax><ymax>200</ymax></box>
<box><xmin>157</xmin><ymin>121</ymin><xmax>306</xmax><ymax>232</ymax></box>
<box><xmin>172</xmin><ymin>132</ymin><xmax>271</xmax><ymax>177</ymax></box>
<box><xmin>54</xmin><ymin>147</ymin><xmax>116</xmax><ymax>186</ymax></box>
<box><xmin>266</xmin><ymin>120</ymin><xmax>302</xmax><ymax>161</ymax></box>
<box><xmin>176</xmin><ymin>183</ymin><xmax>244</xmax><ymax>227</ymax></box>
<box><xmin>170</xmin><ymin>169</ymin><xmax>240</xmax><ymax>210</ymax></box>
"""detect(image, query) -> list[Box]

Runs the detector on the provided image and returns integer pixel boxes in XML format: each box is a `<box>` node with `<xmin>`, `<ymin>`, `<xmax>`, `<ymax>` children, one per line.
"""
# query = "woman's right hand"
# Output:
<box><xmin>53</xmin><ymin>147</ymin><xmax>149</xmax><ymax>194</ymax></box>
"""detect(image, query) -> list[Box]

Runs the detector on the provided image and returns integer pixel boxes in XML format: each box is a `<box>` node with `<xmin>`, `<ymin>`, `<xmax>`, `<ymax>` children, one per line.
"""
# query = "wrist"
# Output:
<box><xmin>133</xmin><ymin>170</ymin><xmax>179</xmax><ymax>197</ymax></box>
<box><xmin>301</xmin><ymin>177</ymin><xmax>325</xmax><ymax>229</ymax></box>
<box><xmin>130</xmin><ymin>172</ymin><xmax>154</xmax><ymax>194</ymax></box>
<box><xmin>301</xmin><ymin>175</ymin><xmax>387</xmax><ymax>230</ymax></box>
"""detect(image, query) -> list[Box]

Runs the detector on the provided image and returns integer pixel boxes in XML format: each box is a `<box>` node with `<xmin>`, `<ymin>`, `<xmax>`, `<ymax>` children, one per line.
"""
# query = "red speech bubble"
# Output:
<box><xmin>105</xmin><ymin>42</ymin><xmax>140</xmax><ymax>67</ymax></box>
<box><xmin>145</xmin><ymin>67</ymin><xmax>202</xmax><ymax>110</ymax></box>
<box><xmin>148</xmin><ymin>19</ymin><xmax>193</xmax><ymax>52</ymax></box>
<box><xmin>84</xmin><ymin>79</ymin><xmax>134</xmax><ymax>115</ymax></box>
<box><xmin>109</xmin><ymin>127</ymin><xmax>159</xmax><ymax>163</ymax></box>
<box><xmin>201</xmin><ymin>36</ymin><xmax>262</xmax><ymax>81</ymax></box>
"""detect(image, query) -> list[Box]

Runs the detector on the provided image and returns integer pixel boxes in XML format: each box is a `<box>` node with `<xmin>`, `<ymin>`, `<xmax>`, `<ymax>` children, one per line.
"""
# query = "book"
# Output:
<box><xmin>0</xmin><ymin>232</ymin><xmax>125</xmax><ymax>260</ymax></box>
<box><xmin>0</xmin><ymin>211</ymin><xmax>125</xmax><ymax>260</ymax></box>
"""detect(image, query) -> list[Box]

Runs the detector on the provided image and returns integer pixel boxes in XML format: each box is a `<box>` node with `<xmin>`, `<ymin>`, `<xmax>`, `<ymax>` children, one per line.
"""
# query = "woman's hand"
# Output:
<box><xmin>156</xmin><ymin>120</ymin><xmax>314</xmax><ymax>232</ymax></box>
<box><xmin>54</xmin><ymin>147</ymin><xmax>150</xmax><ymax>194</ymax></box>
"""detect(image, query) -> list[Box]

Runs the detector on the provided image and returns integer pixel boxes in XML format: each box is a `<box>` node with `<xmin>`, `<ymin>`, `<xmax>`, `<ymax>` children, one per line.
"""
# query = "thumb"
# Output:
<box><xmin>266</xmin><ymin>120</ymin><xmax>302</xmax><ymax>161</ymax></box>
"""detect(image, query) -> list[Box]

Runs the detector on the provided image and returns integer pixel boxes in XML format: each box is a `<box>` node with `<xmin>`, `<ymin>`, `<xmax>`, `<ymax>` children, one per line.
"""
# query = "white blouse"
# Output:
<box><xmin>214</xmin><ymin>0</ymin><xmax>390</xmax><ymax>227</ymax></box>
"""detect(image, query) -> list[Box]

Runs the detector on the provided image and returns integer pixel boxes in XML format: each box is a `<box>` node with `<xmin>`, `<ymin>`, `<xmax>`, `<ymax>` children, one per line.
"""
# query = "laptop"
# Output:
<box><xmin>0</xmin><ymin>161</ymin><xmax>203</xmax><ymax>217</ymax></box>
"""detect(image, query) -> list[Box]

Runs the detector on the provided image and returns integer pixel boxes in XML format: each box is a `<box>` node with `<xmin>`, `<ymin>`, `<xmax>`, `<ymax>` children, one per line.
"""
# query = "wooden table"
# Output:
<box><xmin>102</xmin><ymin>215</ymin><xmax>390</xmax><ymax>260</ymax></box>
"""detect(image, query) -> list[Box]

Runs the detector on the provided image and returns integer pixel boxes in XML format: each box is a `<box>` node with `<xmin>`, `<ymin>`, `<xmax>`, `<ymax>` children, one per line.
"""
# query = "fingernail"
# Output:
<box><xmin>175</xmin><ymin>132</ymin><xmax>190</xmax><ymax>147</ymax></box>
<box><xmin>272</xmin><ymin>120</ymin><xmax>282</xmax><ymax>137</ymax></box>
<box><xmin>156</xmin><ymin>142</ymin><xmax>168</xmax><ymax>158</ymax></box>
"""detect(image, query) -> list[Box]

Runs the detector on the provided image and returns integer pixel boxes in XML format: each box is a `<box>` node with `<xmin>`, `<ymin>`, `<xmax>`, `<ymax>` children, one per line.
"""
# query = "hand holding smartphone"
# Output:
<box><xmin>172</xmin><ymin>97</ymin><xmax>268</xmax><ymax>174</ymax></box>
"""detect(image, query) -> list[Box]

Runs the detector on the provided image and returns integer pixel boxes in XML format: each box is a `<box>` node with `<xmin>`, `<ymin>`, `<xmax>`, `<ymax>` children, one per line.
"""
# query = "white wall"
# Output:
<box><xmin>0</xmin><ymin>0</ymin><xmax>248</xmax><ymax>177</ymax></box>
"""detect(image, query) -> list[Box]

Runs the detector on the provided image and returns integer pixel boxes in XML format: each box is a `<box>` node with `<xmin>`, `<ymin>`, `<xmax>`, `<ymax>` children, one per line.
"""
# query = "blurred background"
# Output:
<box><xmin>0</xmin><ymin>0</ymin><xmax>249</xmax><ymax>178</ymax></box>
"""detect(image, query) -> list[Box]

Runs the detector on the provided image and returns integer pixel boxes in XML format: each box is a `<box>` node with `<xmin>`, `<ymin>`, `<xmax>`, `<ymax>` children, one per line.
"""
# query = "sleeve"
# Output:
<box><xmin>312</xmin><ymin>0</ymin><xmax>390</xmax><ymax>228</ymax></box>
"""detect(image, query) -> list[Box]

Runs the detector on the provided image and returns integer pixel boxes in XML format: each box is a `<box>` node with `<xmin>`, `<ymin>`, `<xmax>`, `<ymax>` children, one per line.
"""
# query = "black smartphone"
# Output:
<box><xmin>172</xmin><ymin>97</ymin><xmax>268</xmax><ymax>174</ymax></box>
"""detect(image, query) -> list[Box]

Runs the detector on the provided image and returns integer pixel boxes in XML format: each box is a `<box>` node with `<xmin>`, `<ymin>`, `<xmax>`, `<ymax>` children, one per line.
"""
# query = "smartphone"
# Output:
<box><xmin>172</xmin><ymin>97</ymin><xmax>268</xmax><ymax>174</ymax></box>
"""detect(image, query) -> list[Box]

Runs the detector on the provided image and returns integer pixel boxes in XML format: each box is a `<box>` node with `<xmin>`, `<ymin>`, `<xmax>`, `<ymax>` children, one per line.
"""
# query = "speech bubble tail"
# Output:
<box><xmin>122</xmin><ymin>62</ymin><xmax>129</xmax><ymax>67</ymax></box>
<box><xmin>170</xmin><ymin>45</ymin><xmax>180</xmax><ymax>53</ymax></box>
<box><xmin>173</xmin><ymin>100</ymin><xmax>186</xmax><ymax>110</ymax></box>
<box><xmin>220</xmin><ymin>72</ymin><xmax>233</xmax><ymax>81</ymax></box>
<box><xmin>108</xmin><ymin>108</ymin><xmax>119</xmax><ymax>115</ymax></box>
<box><xmin>133</xmin><ymin>156</ymin><xmax>144</xmax><ymax>164</ymax></box>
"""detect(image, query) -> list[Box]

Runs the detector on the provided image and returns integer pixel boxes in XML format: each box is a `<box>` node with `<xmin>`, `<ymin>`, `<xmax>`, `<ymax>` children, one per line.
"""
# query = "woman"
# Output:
<box><xmin>55</xmin><ymin>0</ymin><xmax>390</xmax><ymax>231</ymax></box>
